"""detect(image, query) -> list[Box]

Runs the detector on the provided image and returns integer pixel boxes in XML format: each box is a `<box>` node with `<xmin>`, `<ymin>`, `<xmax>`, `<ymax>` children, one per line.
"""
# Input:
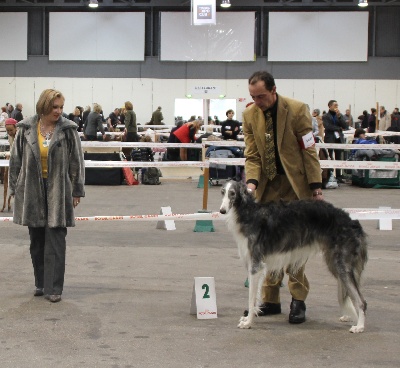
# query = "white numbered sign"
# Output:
<box><xmin>190</xmin><ymin>277</ymin><xmax>217</xmax><ymax>319</ymax></box>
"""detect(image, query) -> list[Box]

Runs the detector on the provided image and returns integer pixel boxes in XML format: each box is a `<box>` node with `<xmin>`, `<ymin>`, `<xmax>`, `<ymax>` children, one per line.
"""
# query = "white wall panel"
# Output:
<box><xmin>0</xmin><ymin>13</ymin><xmax>27</xmax><ymax>61</ymax></box>
<box><xmin>49</xmin><ymin>12</ymin><xmax>145</xmax><ymax>61</ymax></box>
<box><xmin>269</xmin><ymin>12</ymin><xmax>368</xmax><ymax>62</ymax></box>
<box><xmin>160</xmin><ymin>12</ymin><xmax>255</xmax><ymax>62</ymax></box>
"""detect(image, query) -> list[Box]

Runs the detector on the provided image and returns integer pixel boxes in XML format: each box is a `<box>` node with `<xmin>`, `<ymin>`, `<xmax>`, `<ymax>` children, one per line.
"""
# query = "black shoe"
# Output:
<box><xmin>45</xmin><ymin>294</ymin><xmax>62</xmax><ymax>303</ymax></box>
<box><xmin>243</xmin><ymin>302</ymin><xmax>281</xmax><ymax>317</ymax></box>
<box><xmin>289</xmin><ymin>299</ymin><xmax>306</xmax><ymax>324</ymax></box>
<box><xmin>34</xmin><ymin>288</ymin><xmax>44</xmax><ymax>297</ymax></box>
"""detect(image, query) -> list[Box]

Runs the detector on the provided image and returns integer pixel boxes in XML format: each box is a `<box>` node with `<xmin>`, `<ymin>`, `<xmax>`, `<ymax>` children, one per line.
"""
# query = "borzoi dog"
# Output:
<box><xmin>219</xmin><ymin>181</ymin><xmax>368</xmax><ymax>333</ymax></box>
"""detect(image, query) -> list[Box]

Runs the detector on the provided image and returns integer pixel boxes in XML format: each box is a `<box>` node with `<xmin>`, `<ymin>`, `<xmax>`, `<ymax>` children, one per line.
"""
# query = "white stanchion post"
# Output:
<box><xmin>378</xmin><ymin>206</ymin><xmax>392</xmax><ymax>230</ymax></box>
<box><xmin>156</xmin><ymin>206</ymin><xmax>176</xmax><ymax>230</ymax></box>
<box><xmin>190</xmin><ymin>277</ymin><xmax>217</xmax><ymax>319</ymax></box>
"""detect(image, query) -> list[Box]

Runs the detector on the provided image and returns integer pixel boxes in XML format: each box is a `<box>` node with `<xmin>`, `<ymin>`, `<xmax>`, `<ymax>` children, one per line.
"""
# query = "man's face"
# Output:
<box><xmin>249</xmin><ymin>80</ymin><xmax>277</xmax><ymax>111</ymax></box>
<box><xmin>345</xmin><ymin>109</ymin><xmax>350</xmax><ymax>115</ymax></box>
<box><xmin>329</xmin><ymin>102</ymin><xmax>339</xmax><ymax>112</ymax></box>
<box><xmin>17</xmin><ymin>104</ymin><xmax>22</xmax><ymax>111</ymax></box>
<box><xmin>395</xmin><ymin>108</ymin><xmax>399</xmax><ymax>114</ymax></box>
<box><xmin>227</xmin><ymin>111</ymin><xmax>234</xmax><ymax>119</ymax></box>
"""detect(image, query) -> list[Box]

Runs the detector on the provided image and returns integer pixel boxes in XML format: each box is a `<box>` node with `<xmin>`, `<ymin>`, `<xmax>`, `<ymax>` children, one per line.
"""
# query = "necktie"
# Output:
<box><xmin>265</xmin><ymin>111</ymin><xmax>277</xmax><ymax>181</ymax></box>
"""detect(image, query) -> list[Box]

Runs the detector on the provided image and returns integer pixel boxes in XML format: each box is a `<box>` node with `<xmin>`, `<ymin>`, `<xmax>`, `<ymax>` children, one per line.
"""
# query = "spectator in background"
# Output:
<box><xmin>391</xmin><ymin>108</ymin><xmax>400</xmax><ymax>129</ymax></box>
<box><xmin>343</xmin><ymin>109</ymin><xmax>354</xmax><ymax>128</ymax></box>
<box><xmin>148</xmin><ymin>106</ymin><xmax>164</xmax><ymax>125</ymax></box>
<box><xmin>108</xmin><ymin>108</ymin><xmax>121</xmax><ymax>130</ymax></box>
<box><xmin>379</xmin><ymin>106</ymin><xmax>391</xmax><ymax>131</ymax></box>
<box><xmin>221</xmin><ymin>109</ymin><xmax>241</xmax><ymax>140</ymax></box>
<box><xmin>83</xmin><ymin>103</ymin><xmax>106</xmax><ymax>141</ymax></box>
<box><xmin>6</xmin><ymin>103</ymin><xmax>14</xmax><ymax>118</ymax></box>
<box><xmin>368</xmin><ymin>108</ymin><xmax>377</xmax><ymax>133</ymax></box>
<box><xmin>312</xmin><ymin>109</ymin><xmax>324</xmax><ymax>140</ymax></box>
<box><xmin>0</xmin><ymin>107</ymin><xmax>8</xmax><ymax>132</ymax></box>
<box><xmin>322</xmin><ymin>100</ymin><xmax>348</xmax><ymax>182</ymax></box>
<box><xmin>172</xmin><ymin>119</ymin><xmax>202</xmax><ymax>160</ymax></box>
<box><xmin>124</xmin><ymin>101</ymin><xmax>139</xmax><ymax>142</ymax></box>
<box><xmin>69</xmin><ymin>106</ymin><xmax>83</xmax><ymax>132</ymax></box>
<box><xmin>358</xmin><ymin>110</ymin><xmax>370</xmax><ymax>130</ymax></box>
<box><xmin>11</xmin><ymin>103</ymin><xmax>23</xmax><ymax>122</ymax></box>
<box><xmin>82</xmin><ymin>105</ymin><xmax>91</xmax><ymax>126</ymax></box>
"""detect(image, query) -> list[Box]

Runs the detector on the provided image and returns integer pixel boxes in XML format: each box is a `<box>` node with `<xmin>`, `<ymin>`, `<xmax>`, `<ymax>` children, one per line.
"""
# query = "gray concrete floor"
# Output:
<box><xmin>0</xmin><ymin>178</ymin><xmax>399</xmax><ymax>368</ymax></box>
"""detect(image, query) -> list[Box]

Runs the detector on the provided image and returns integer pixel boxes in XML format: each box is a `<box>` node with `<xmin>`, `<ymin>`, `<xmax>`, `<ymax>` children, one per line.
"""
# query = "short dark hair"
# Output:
<box><xmin>354</xmin><ymin>128</ymin><xmax>365</xmax><ymax>138</ymax></box>
<box><xmin>328</xmin><ymin>100</ymin><xmax>337</xmax><ymax>107</ymax></box>
<box><xmin>248</xmin><ymin>71</ymin><xmax>275</xmax><ymax>91</ymax></box>
<box><xmin>226</xmin><ymin>109</ymin><xmax>234</xmax><ymax>116</ymax></box>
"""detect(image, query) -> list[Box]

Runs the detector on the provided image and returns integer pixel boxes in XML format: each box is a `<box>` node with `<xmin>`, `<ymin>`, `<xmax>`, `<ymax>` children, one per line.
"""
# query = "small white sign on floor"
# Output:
<box><xmin>190</xmin><ymin>277</ymin><xmax>217</xmax><ymax>319</ymax></box>
<box><xmin>156</xmin><ymin>206</ymin><xmax>176</xmax><ymax>230</ymax></box>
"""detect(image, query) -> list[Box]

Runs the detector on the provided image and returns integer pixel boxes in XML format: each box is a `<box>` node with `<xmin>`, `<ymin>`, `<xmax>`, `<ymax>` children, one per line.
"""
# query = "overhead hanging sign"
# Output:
<box><xmin>192</xmin><ymin>0</ymin><xmax>216</xmax><ymax>26</ymax></box>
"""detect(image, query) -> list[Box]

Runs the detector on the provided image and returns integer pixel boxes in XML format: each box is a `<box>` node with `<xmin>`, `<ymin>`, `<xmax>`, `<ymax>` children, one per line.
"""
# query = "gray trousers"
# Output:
<box><xmin>28</xmin><ymin>226</ymin><xmax>67</xmax><ymax>295</ymax></box>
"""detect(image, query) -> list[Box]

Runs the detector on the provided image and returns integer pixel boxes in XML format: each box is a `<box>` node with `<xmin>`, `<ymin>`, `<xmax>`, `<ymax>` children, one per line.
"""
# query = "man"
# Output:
<box><xmin>149</xmin><ymin>106</ymin><xmax>164</xmax><ymax>125</ymax></box>
<box><xmin>311</xmin><ymin>108</ymin><xmax>324</xmax><ymax>139</ymax></box>
<box><xmin>322</xmin><ymin>100</ymin><xmax>348</xmax><ymax>182</ymax></box>
<box><xmin>379</xmin><ymin>106</ymin><xmax>391</xmax><ymax>131</ymax></box>
<box><xmin>221</xmin><ymin>109</ymin><xmax>241</xmax><ymax>140</ymax></box>
<box><xmin>243</xmin><ymin>71</ymin><xmax>323</xmax><ymax>324</ymax></box>
<box><xmin>343</xmin><ymin>109</ymin><xmax>354</xmax><ymax>128</ymax></box>
<box><xmin>391</xmin><ymin>107</ymin><xmax>400</xmax><ymax>129</ymax></box>
<box><xmin>368</xmin><ymin>108</ymin><xmax>377</xmax><ymax>133</ymax></box>
<box><xmin>108</xmin><ymin>108</ymin><xmax>121</xmax><ymax>130</ymax></box>
<box><xmin>11</xmin><ymin>103</ymin><xmax>23</xmax><ymax>122</ymax></box>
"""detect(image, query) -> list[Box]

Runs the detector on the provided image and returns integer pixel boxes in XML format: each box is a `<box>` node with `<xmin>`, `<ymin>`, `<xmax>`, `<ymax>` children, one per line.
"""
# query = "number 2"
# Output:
<box><xmin>202</xmin><ymin>284</ymin><xmax>210</xmax><ymax>299</ymax></box>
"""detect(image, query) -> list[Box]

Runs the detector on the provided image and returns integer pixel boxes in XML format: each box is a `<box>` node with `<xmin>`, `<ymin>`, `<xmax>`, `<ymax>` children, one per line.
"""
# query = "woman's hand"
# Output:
<box><xmin>73</xmin><ymin>197</ymin><xmax>81</xmax><ymax>208</ymax></box>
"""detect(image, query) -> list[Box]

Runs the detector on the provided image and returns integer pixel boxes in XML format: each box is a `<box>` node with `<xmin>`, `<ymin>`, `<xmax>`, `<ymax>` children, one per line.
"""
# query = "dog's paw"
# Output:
<box><xmin>237</xmin><ymin>318</ymin><xmax>252</xmax><ymax>329</ymax></box>
<box><xmin>339</xmin><ymin>315</ymin><xmax>352</xmax><ymax>322</ymax></box>
<box><xmin>349</xmin><ymin>325</ymin><xmax>364</xmax><ymax>333</ymax></box>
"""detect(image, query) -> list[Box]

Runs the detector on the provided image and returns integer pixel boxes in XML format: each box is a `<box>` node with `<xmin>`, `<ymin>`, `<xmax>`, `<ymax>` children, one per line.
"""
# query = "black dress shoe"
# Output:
<box><xmin>34</xmin><ymin>288</ymin><xmax>44</xmax><ymax>297</ymax></box>
<box><xmin>243</xmin><ymin>302</ymin><xmax>281</xmax><ymax>317</ymax></box>
<box><xmin>289</xmin><ymin>299</ymin><xmax>306</xmax><ymax>324</ymax></box>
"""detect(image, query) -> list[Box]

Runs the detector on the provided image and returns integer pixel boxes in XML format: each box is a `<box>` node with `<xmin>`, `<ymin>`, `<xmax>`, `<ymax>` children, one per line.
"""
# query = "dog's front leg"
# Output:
<box><xmin>238</xmin><ymin>270</ymin><xmax>262</xmax><ymax>329</ymax></box>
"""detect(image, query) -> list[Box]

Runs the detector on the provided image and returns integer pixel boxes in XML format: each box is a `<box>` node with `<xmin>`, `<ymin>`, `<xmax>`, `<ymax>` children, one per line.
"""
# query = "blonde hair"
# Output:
<box><xmin>125</xmin><ymin>101</ymin><xmax>133</xmax><ymax>110</ymax></box>
<box><xmin>187</xmin><ymin>119</ymin><xmax>202</xmax><ymax>133</ymax></box>
<box><xmin>36</xmin><ymin>89</ymin><xmax>65</xmax><ymax>116</ymax></box>
<box><xmin>93</xmin><ymin>103</ymin><xmax>102</xmax><ymax>114</ymax></box>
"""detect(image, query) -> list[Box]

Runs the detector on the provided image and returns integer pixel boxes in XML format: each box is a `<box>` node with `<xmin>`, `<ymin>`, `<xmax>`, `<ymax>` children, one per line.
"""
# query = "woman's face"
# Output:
<box><xmin>44</xmin><ymin>97</ymin><xmax>64</xmax><ymax>123</ymax></box>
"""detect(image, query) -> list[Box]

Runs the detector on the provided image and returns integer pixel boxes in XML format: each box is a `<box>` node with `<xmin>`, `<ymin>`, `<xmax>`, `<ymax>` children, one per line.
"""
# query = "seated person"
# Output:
<box><xmin>196</xmin><ymin>125</ymin><xmax>214</xmax><ymax>143</ymax></box>
<box><xmin>351</xmin><ymin>128</ymin><xmax>377</xmax><ymax>156</ymax></box>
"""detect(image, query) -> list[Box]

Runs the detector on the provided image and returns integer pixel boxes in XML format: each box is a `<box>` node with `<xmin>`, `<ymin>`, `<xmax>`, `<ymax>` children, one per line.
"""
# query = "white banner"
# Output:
<box><xmin>192</xmin><ymin>0</ymin><xmax>216</xmax><ymax>26</ymax></box>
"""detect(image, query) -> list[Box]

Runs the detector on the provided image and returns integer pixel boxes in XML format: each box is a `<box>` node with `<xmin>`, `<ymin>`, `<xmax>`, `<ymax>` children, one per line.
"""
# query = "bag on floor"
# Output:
<box><xmin>142</xmin><ymin>167</ymin><xmax>162</xmax><ymax>185</ymax></box>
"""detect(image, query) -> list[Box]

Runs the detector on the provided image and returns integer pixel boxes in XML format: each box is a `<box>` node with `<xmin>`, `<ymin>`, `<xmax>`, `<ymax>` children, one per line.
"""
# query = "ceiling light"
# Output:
<box><xmin>89</xmin><ymin>0</ymin><xmax>98</xmax><ymax>8</ymax></box>
<box><xmin>358</xmin><ymin>0</ymin><xmax>368</xmax><ymax>7</ymax></box>
<box><xmin>221</xmin><ymin>0</ymin><xmax>231</xmax><ymax>8</ymax></box>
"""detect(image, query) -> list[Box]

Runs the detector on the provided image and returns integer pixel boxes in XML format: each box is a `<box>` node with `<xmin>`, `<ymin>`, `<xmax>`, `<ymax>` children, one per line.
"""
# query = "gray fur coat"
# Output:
<box><xmin>8</xmin><ymin>115</ymin><xmax>85</xmax><ymax>228</ymax></box>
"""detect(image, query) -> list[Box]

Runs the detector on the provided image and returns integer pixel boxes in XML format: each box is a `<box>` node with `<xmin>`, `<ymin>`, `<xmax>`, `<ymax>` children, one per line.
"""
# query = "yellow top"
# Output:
<box><xmin>37</xmin><ymin>124</ymin><xmax>49</xmax><ymax>178</ymax></box>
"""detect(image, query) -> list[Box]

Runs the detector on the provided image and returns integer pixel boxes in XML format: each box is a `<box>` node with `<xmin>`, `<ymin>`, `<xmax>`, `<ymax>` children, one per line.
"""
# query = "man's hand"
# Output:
<box><xmin>312</xmin><ymin>189</ymin><xmax>323</xmax><ymax>201</ymax></box>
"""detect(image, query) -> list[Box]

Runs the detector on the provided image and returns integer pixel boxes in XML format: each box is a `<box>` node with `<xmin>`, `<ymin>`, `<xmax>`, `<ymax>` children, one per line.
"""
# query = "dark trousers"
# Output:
<box><xmin>328</xmin><ymin>139</ymin><xmax>343</xmax><ymax>177</ymax></box>
<box><xmin>28</xmin><ymin>226</ymin><xmax>67</xmax><ymax>295</ymax></box>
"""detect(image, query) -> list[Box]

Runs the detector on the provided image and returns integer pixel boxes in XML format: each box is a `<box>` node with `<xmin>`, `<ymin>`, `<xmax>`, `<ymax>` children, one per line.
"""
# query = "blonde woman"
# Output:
<box><xmin>172</xmin><ymin>119</ymin><xmax>202</xmax><ymax>160</ymax></box>
<box><xmin>8</xmin><ymin>89</ymin><xmax>85</xmax><ymax>303</ymax></box>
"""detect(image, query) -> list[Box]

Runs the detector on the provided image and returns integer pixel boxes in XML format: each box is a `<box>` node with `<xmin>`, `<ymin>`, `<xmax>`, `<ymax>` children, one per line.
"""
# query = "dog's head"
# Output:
<box><xmin>219</xmin><ymin>180</ymin><xmax>253</xmax><ymax>215</ymax></box>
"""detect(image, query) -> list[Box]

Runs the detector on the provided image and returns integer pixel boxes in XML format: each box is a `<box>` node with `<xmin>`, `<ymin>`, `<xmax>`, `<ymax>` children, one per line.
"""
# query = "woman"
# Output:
<box><xmin>83</xmin><ymin>103</ymin><xmax>105</xmax><ymax>141</ymax></box>
<box><xmin>69</xmin><ymin>106</ymin><xmax>83</xmax><ymax>132</ymax></box>
<box><xmin>123</xmin><ymin>101</ymin><xmax>139</xmax><ymax>159</ymax></box>
<box><xmin>8</xmin><ymin>89</ymin><xmax>85</xmax><ymax>303</ymax></box>
<box><xmin>124</xmin><ymin>101</ymin><xmax>139</xmax><ymax>142</ymax></box>
<box><xmin>172</xmin><ymin>119</ymin><xmax>202</xmax><ymax>160</ymax></box>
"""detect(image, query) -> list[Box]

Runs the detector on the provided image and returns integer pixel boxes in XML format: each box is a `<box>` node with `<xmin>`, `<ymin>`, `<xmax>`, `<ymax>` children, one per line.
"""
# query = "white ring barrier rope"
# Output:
<box><xmin>1</xmin><ymin>208</ymin><xmax>400</xmax><ymax>223</ymax></box>
<box><xmin>1</xmin><ymin>158</ymin><xmax>400</xmax><ymax>170</ymax></box>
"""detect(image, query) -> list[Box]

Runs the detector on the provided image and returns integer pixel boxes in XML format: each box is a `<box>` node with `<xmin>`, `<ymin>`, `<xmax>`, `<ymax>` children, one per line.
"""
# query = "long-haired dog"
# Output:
<box><xmin>219</xmin><ymin>181</ymin><xmax>368</xmax><ymax>333</ymax></box>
